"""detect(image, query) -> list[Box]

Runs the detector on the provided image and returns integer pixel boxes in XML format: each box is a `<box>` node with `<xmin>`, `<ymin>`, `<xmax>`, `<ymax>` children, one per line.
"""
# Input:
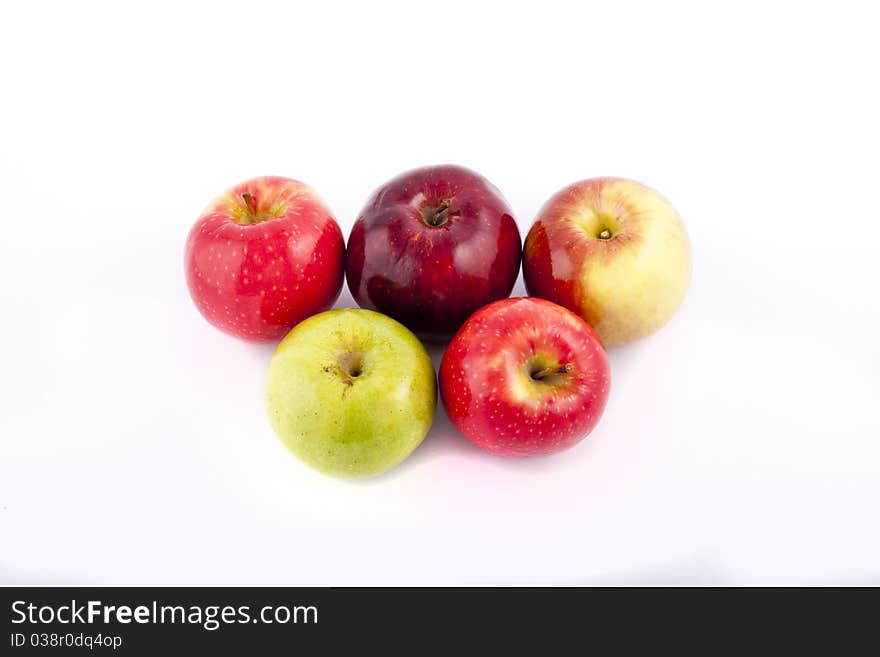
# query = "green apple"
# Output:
<box><xmin>265</xmin><ymin>308</ymin><xmax>436</xmax><ymax>478</ymax></box>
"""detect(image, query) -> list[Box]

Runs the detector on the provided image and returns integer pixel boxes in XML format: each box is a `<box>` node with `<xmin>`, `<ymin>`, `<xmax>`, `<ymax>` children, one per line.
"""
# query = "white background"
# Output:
<box><xmin>1</xmin><ymin>1</ymin><xmax>878</xmax><ymax>585</ymax></box>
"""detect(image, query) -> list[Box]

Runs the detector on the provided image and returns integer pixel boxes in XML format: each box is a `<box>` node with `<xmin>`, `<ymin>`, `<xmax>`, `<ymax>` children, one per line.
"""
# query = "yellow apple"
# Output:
<box><xmin>523</xmin><ymin>178</ymin><xmax>691</xmax><ymax>347</ymax></box>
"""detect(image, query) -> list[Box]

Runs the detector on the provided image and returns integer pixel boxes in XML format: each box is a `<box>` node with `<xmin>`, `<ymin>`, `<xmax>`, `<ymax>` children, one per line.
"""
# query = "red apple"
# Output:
<box><xmin>523</xmin><ymin>177</ymin><xmax>691</xmax><ymax>347</ymax></box>
<box><xmin>185</xmin><ymin>176</ymin><xmax>344</xmax><ymax>342</ymax></box>
<box><xmin>439</xmin><ymin>297</ymin><xmax>610</xmax><ymax>457</ymax></box>
<box><xmin>345</xmin><ymin>165</ymin><xmax>521</xmax><ymax>339</ymax></box>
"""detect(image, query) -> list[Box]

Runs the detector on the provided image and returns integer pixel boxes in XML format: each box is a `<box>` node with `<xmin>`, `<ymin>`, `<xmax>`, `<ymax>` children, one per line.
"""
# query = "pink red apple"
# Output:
<box><xmin>439</xmin><ymin>297</ymin><xmax>610</xmax><ymax>457</ymax></box>
<box><xmin>523</xmin><ymin>177</ymin><xmax>691</xmax><ymax>347</ymax></box>
<box><xmin>345</xmin><ymin>165</ymin><xmax>521</xmax><ymax>339</ymax></box>
<box><xmin>185</xmin><ymin>176</ymin><xmax>345</xmax><ymax>342</ymax></box>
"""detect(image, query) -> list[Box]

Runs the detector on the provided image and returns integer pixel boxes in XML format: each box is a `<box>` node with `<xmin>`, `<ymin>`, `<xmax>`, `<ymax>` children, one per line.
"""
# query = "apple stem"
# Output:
<box><xmin>531</xmin><ymin>363</ymin><xmax>571</xmax><ymax>381</ymax></box>
<box><xmin>425</xmin><ymin>199</ymin><xmax>452</xmax><ymax>227</ymax></box>
<box><xmin>242</xmin><ymin>192</ymin><xmax>257</xmax><ymax>217</ymax></box>
<box><xmin>598</xmin><ymin>228</ymin><xmax>612</xmax><ymax>240</ymax></box>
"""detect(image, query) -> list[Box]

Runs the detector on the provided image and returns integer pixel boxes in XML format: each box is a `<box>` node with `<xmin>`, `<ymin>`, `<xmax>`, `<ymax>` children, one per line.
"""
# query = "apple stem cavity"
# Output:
<box><xmin>338</xmin><ymin>351</ymin><xmax>364</xmax><ymax>382</ymax></box>
<box><xmin>598</xmin><ymin>228</ymin><xmax>613</xmax><ymax>240</ymax></box>
<box><xmin>234</xmin><ymin>192</ymin><xmax>263</xmax><ymax>226</ymax></box>
<box><xmin>529</xmin><ymin>362</ymin><xmax>572</xmax><ymax>384</ymax></box>
<box><xmin>422</xmin><ymin>198</ymin><xmax>453</xmax><ymax>227</ymax></box>
<box><xmin>235</xmin><ymin>192</ymin><xmax>286</xmax><ymax>226</ymax></box>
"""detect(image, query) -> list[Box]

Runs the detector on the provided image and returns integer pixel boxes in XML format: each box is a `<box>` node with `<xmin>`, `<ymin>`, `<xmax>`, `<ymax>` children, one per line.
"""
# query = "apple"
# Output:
<box><xmin>265</xmin><ymin>308</ymin><xmax>436</xmax><ymax>478</ymax></box>
<box><xmin>345</xmin><ymin>164</ymin><xmax>522</xmax><ymax>339</ymax></box>
<box><xmin>185</xmin><ymin>176</ymin><xmax>345</xmax><ymax>342</ymax></box>
<box><xmin>439</xmin><ymin>297</ymin><xmax>610</xmax><ymax>457</ymax></box>
<box><xmin>523</xmin><ymin>177</ymin><xmax>691</xmax><ymax>347</ymax></box>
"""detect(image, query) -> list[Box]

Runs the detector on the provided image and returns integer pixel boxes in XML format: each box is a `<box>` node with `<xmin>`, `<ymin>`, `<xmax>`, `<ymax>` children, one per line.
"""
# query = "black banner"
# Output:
<box><xmin>1</xmin><ymin>587</ymin><xmax>875</xmax><ymax>653</ymax></box>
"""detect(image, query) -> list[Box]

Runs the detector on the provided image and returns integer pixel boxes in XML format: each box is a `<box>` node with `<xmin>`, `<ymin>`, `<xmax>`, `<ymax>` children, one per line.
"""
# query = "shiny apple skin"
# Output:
<box><xmin>439</xmin><ymin>297</ymin><xmax>610</xmax><ymax>457</ymax></box>
<box><xmin>523</xmin><ymin>177</ymin><xmax>691</xmax><ymax>347</ymax></box>
<box><xmin>345</xmin><ymin>165</ymin><xmax>521</xmax><ymax>339</ymax></box>
<box><xmin>185</xmin><ymin>176</ymin><xmax>345</xmax><ymax>342</ymax></box>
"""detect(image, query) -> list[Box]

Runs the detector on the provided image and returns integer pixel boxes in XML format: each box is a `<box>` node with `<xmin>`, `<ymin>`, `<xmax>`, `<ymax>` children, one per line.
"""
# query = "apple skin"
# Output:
<box><xmin>345</xmin><ymin>165</ymin><xmax>521</xmax><ymax>339</ymax></box>
<box><xmin>523</xmin><ymin>177</ymin><xmax>691</xmax><ymax>347</ymax></box>
<box><xmin>265</xmin><ymin>308</ymin><xmax>436</xmax><ymax>479</ymax></box>
<box><xmin>185</xmin><ymin>176</ymin><xmax>345</xmax><ymax>342</ymax></box>
<box><xmin>439</xmin><ymin>297</ymin><xmax>610</xmax><ymax>457</ymax></box>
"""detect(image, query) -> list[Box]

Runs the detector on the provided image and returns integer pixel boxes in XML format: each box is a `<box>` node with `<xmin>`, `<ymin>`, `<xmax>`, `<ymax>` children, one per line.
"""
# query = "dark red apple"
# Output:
<box><xmin>185</xmin><ymin>176</ymin><xmax>344</xmax><ymax>342</ymax></box>
<box><xmin>345</xmin><ymin>165</ymin><xmax>521</xmax><ymax>339</ymax></box>
<box><xmin>439</xmin><ymin>297</ymin><xmax>610</xmax><ymax>457</ymax></box>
